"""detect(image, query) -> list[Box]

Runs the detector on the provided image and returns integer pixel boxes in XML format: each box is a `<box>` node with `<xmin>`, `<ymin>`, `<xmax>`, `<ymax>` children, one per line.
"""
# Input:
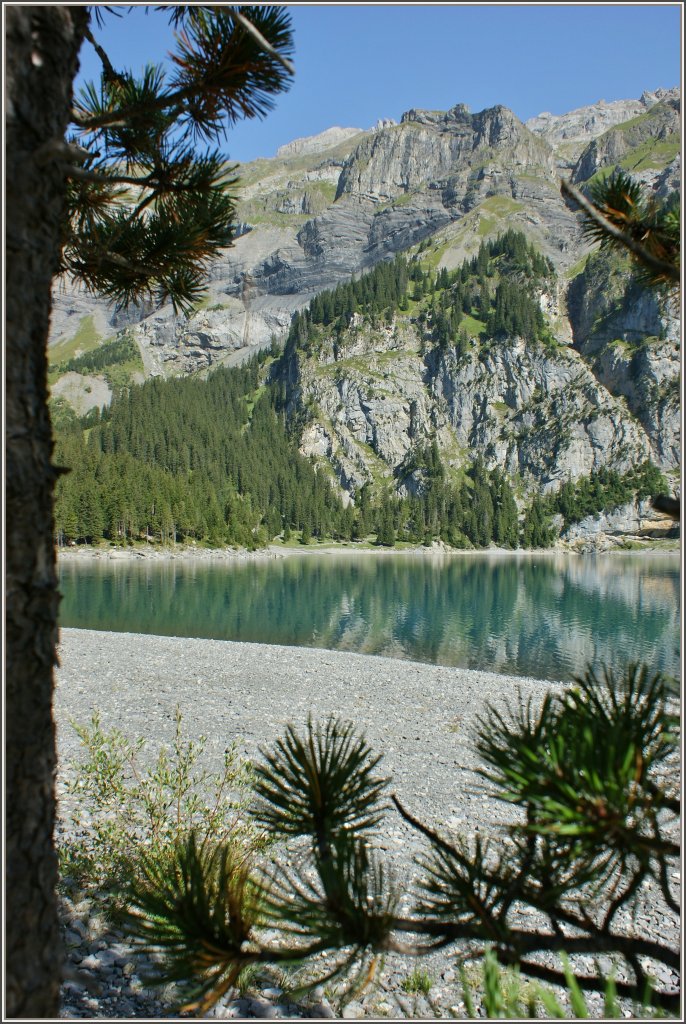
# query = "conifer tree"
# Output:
<box><xmin>63</xmin><ymin>5</ymin><xmax>294</xmax><ymax>313</ymax></box>
<box><xmin>6</xmin><ymin>6</ymin><xmax>294</xmax><ymax>1014</ymax></box>
<box><xmin>123</xmin><ymin>666</ymin><xmax>680</xmax><ymax>1015</ymax></box>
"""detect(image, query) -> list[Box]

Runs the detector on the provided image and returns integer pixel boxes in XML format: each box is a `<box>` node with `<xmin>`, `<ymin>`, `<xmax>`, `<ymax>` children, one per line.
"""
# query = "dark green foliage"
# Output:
<box><xmin>54</xmin><ymin>372</ymin><xmax>534</xmax><ymax>550</ymax></box>
<box><xmin>549</xmin><ymin>462</ymin><xmax>669</xmax><ymax>528</ymax></box>
<box><xmin>487</xmin><ymin>279</ymin><xmax>546</xmax><ymax>341</ymax></box>
<box><xmin>490</xmin><ymin>467</ymin><xmax>520</xmax><ymax>548</ymax></box>
<box><xmin>520</xmin><ymin>495</ymin><xmax>555</xmax><ymax>548</ymax></box>
<box><xmin>122</xmin><ymin>665</ymin><xmax>680</xmax><ymax>1014</ymax></box>
<box><xmin>168</xmin><ymin>6</ymin><xmax>295</xmax><ymax>133</ymax></box>
<box><xmin>477</xmin><ymin>664</ymin><xmax>678</xmax><ymax>859</ymax></box>
<box><xmin>259</xmin><ymin>831</ymin><xmax>399</xmax><ymax>988</ymax></box>
<box><xmin>49</xmin><ymin>396</ymin><xmax>81</xmax><ymax>432</ymax></box>
<box><xmin>251</xmin><ymin>714</ymin><xmax>399</xmax><ymax>992</ymax></box>
<box><xmin>279</xmin><ymin>231</ymin><xmax>554</xmax><ymax>363</ymax></box>
<box><xmin>54</xmin><ymin>333</ymin><xmax>141</xmax><ymax>377</ymax></box>
<box><xmin>54</xmin><ymin>366</ymin><xmax>663</xmax><ymax>552</ymax></box>
<box><xmin>53</xmin><ymin>356</ymin><xmax>348</xmax><ymax>547</ymax></box>
<box><xmin>252</xmin><ymin>717</ymin><xmax>389</xmax><ymax>841</ymax></box>
<box><xmin>293</xmin><ymin>255</ymin><xmax>410</xmax><ymax>342</ymax></box>
<box><xmin>122</xmin><ymin>834</ymin><xmax>262</xmax><ymax>1015</ymax></box>
<box><xmin>396</xmin><ymin>451</ymin><xmax>520</xmax><ymax>550</ymax></box>
<box><xmin>125</xmin><ymin>717</ymin><xmax>398</xmax><ymax>1011</ymax></box>
<box><xmin>567</xmin><ymin>171</ymin><xmax>680</xmax><ymax>290</ymax></box>
<box><xmin>375</xmin><ymin>496</ymin><xmax>397</xmax><ymax>547</ymax></box>
<box><xmin>63</xmin><ymin>6</ymin><xmax>294</xmax><ymax>313</ymax></box>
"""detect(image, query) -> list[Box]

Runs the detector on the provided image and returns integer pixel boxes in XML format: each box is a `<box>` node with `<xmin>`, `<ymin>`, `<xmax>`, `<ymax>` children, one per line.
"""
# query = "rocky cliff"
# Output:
<box><xmin>47</xmin><ymin>89</ymin><xmax>681</xmax><ymax>538</ymax></box>
<box><xmin>526</xmin><ymin>88</ymin><xmax>678</xmax><ymax>166</ymax></box>
<box><xmin>49</xmin><ymin>90</ymin><xmax>679</xmax><ymax>370</ymax></box>
<box><xmin>283</xmin><ymin>297</ymin><xmax>674</xmax><ymax>500</ymax></box>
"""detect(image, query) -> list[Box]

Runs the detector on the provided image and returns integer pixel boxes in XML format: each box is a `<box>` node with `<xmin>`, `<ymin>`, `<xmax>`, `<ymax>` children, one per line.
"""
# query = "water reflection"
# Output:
<box><xmin>58</xmin><ymin>552</ymin><xmax>680</xmax><ymax>683</ymax></box>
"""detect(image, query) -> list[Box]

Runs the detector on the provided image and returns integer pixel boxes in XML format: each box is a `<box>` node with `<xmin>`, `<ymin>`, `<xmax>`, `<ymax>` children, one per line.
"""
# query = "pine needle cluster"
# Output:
<box><xmin>59</xmin><ymin>6</ymin><xmax>294</xmax><ymax>313</ymax></box>
<box><xmin>561</xmin><ymin>172</ymin><xmax>680</xmax><ymax>290</ymax></box>
<box><xmin>119</xmin><ymin>665</ymin><xmax>680</xmax><ymax>1016</ymax></box>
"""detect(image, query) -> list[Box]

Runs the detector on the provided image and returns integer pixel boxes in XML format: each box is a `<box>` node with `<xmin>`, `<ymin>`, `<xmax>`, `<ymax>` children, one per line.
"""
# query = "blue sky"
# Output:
<box><xmin>76</xmin><ymin>3</ymin><xmax>682</xmax><ymax>163</ymax></box>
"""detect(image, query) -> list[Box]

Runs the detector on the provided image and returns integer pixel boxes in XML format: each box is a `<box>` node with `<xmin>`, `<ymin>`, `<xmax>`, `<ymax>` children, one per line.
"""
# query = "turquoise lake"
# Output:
<box><xmin>58</xmin><ymin>552</ymin><xmax>680</xmax><ymax>683</ymax></box>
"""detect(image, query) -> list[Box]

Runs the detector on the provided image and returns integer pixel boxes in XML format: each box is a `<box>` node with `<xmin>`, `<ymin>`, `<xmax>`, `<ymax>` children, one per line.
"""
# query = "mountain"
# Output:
<box><xmin>48</xmin><ymin>89</ymin><xmax>680</xmax><ymax>544</ymax></box>
<box><xmin>525</xmin><ymin>88</ymin><xmax>679</xmax><ymax>163</ymax></box>
<box><xmin>272</xmin><ymin>233</ymin><xmax>679</xmax><ymax>503</ymax></box>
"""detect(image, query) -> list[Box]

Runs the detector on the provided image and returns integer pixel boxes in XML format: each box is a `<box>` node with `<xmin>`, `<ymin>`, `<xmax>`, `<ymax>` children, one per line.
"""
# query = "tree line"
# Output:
<box><xmin>546</xmin><ymin>462</ymin><xmax>669</xmax><ymax>527</ymax></box>
<box><xmin>53</xmin><ymin>353</ymin><xmax>667</xmax><ymax>552</ymax></box>
<box><xmin>52</xmin><ymin>333</ymin><xmax>141</xmax><ymax>378</ymax></box>
<box><xmin>280</xmin><ymin>229</ymin><xmax>557</xmax><ymax>368</ymax></box>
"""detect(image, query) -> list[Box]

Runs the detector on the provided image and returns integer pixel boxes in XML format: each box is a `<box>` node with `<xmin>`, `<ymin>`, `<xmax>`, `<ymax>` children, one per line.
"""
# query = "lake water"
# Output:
<box><xmin>57</xmin><ymin>551</ymin><xmax>680</xmax><ymax>684</ymax></box>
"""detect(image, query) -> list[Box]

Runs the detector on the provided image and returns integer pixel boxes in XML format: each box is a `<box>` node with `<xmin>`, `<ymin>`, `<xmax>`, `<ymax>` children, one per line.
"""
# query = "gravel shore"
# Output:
<box><xmin>54</xmin><ymin>629</ymin><xmax>680</xmax><ymax>1019</ymax></box>
<box><xmin>56</xmin><ymin>540</ymin><xmax>679</xmax><ymax>564</ymax></box>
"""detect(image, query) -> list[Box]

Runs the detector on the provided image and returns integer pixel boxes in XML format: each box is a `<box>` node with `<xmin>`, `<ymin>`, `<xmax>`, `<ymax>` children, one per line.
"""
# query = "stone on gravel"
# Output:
<box><xmin>54</xmin><ymin>629</ymin><xmax>680</xmax><ymax>1020</ymax></box>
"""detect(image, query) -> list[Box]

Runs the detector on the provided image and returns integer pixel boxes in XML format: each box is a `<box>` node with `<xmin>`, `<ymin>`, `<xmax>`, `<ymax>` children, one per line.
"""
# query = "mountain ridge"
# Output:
<box><xmin>49</xmin><ymin>88</ymin><xmax>679</xmax><ymax>366</ymax></box>
<box><xmin>48</xmin><ymin>88</ymin><xmax>680</xmax><ymax>539</ymax></box>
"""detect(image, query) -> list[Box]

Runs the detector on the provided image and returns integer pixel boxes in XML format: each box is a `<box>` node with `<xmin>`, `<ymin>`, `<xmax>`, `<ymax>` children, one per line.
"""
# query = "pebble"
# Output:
<box><xmin>247</xmin><ymin>998</ymin><xmax>278</xmax><ymax>1018</ymax></box>
<box><xmin>54</xmin><ymin>629</ymin><xmax>680</xmax><ymax>1019</ymax></box>
<box><xmin>341</xmin><ymin>1001</ymin><xmax>365</xmax><ymax>1018</ymax></box>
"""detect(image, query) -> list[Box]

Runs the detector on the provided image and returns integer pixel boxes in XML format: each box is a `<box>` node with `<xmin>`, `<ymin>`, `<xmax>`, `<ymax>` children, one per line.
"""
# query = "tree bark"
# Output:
<box><xmin>5</xmin><ymin>6</ymin><xmax>88</xmax><ymax>1016</ymax></box>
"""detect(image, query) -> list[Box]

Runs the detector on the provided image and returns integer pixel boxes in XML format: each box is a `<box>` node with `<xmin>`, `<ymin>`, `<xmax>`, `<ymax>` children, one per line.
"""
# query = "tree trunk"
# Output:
<box><xmin>5</xmin><ymin>7</ymin><xmax>88</xmax><ymax>1016</ymax></box>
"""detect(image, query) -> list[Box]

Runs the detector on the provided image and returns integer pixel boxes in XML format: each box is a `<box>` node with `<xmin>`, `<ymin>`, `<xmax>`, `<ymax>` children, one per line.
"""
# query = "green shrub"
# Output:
<box><xmin>59</xmin><ymin>707</ymin><xmax>265</xmax><ymax>910</ymax></box>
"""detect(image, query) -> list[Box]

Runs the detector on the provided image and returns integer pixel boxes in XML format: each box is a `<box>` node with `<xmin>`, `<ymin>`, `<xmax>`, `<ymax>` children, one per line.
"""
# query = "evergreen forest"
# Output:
<box><xmin>52</xmin><ymin>231</ymin><xmax>668</xmax><ymax>551</ymax></box>
<box><xmin>281</xmin><ymin>228</ymin><xmax>557</xmax><ymax>363</ymax></box>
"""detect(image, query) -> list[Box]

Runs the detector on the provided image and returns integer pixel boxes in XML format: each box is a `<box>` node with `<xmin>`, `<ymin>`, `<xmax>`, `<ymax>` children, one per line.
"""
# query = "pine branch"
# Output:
<box><xmin>509</xmin><ymin>926</ymin><xmax>680</xmax><ymax>970</ymax></box>
<box><xmin>72</xmin><ymin>9</ymin><xmax>294</xmax><ymax>136</ymax></box>
<box><xmin>84</xmin><ymin>24</ymin><xmax>125</xmax><ymax>84</ymax></box>
<box><xmin>560</xmin><ymin>179</ymin><xmax>679</xmax><ymax>283</ymax></box>
<box><xmin>97</xmin><ymin>251</ymin><xmax>154</xmax><ymax>275</ymax></box>
<box><xmin>659</xmin><ymin>856</ymin><xmax>681</xmax><ymax>915</ymax></box>
<box><xmin>71</xmin><ymin>82</ymin><xmax>200</xmax><ymax>132</ymax></box>
<box><xmin>232</xmin><ymin>9</ymin><xmax>295</xmax><ymax>75</ymax></box>
<box><xmin>391</xmin><ymin>793</ymin><xmax>462</xmax><ymax>859</ymax></box>
<box><xmin>511</xmin><ymin>958</ymin><xmax>680</xmax><ymax>1013</ymax></box>
<box><xmin>34</xmin><ymin>139</ymin><xmax>90</xmax><ymax>166</ymax></box>
<box><xmin>496</xmin><ymin>831</ymin><xmax>537</xmax><ymax>918</ymax></box>
<box><xmin>61</xmin><ymin>164</ymin><xmax>150</xmax><ymax>186</ymax></box>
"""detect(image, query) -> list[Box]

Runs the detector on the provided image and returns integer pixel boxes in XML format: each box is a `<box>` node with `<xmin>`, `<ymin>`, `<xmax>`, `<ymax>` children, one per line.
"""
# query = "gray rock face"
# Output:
<box><xmin>50</xmin><ymin>92</ymin><xmax>679</xmax><ymax>377</ymax></box>
<box><xmin>49</xmin><ymin>100</ymin><xmax>560</xmax><ymax>373</ymax></box>
<box><xmin>50</xmin><ymin>371</ymin><xmax>113</xmax><ymax>416</ymax></box>
<box><xmin>290</xmin><ymin>310</ymin><xmax>665</xmax><ymax>503</ymax></box>
<box><xmin>571</xmin><ymin>94</ymin><xmax>681</xmax><ymax>183</ymax></box>
<box><xmin>48</xmin><ymin>91</ymin><xmax>680</xmax><ymax>514</ymax></box>
<box><xmin>526</xmin><ymin>88</ymin><xmax>679</xmax><ymax>163</ymax></box>
<box><xmin>562</xmin><ymin>499</ymin><xmax>678</xmax><ymax>549</ymax></box>
<box><xmin>567</xmin><ymin>253</ymin><xmax>680</xmax><ymax>469</ymax></box>
<box><xmin>276</xmin><ymin>125</ymin><xmax>363</xmax><ymax>158</ymax></box>
<box><xmin>527</xmin><ymin>98</ymin><xmax>646</xmax><ymax>147</ymax></box>
<box><xmin>337</xmin><ymin>103</ymin><xmax>554</xmax><ymax>204</ymax></box>
<box><xmin>49</xmin><ymin>91</ymin><xmax>680</xmax><ymax>381</ymax></box>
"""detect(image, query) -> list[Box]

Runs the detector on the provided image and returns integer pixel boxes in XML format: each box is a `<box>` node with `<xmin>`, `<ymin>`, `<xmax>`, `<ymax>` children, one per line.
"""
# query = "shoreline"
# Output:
<box><xmin>54</xmin><ymin>626</ymin><xmax>564</xmax><ymax>823</ymax></box>
<box><xmin>53</xmin><ymin>629</ymin><xmax>680</xmax><ymax>1020</ymax></box>
<box><xmin>56</xmin><ymin>539</ymin><xmax>681</xmax><ymax>563</ymax></box>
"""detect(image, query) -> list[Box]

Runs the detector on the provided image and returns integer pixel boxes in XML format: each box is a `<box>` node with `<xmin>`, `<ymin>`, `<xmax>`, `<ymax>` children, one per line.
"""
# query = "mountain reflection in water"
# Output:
<box><xmin>58</xmin><ymin>552</ymin><xmax>680</xmax><ymax>683</ymax></box>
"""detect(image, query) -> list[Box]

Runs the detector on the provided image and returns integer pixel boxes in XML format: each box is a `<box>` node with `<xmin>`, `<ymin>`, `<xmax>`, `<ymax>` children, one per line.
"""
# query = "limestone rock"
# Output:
<box><xmin>50</xmin><ymin>91</ymin><xmax>679</xmax><ymax>385</ymax></box>
<box><xmin>288</xmin><ymin>312</ymin><xmax>665</xmax><ymax>504</ymax></box>
<box><xmin>567</xmin><ymin>251</ymin><xmax>680</xmax><ymax>469</ymax></box>
<box><xmin>276</xmin><ymin>125</ymin><xmax>363</xmax><ymax>158</ymax></box>
<box><xmin>562</xmin><ymin>499</ymin><xmax>678</xmax><ymax>549</ymax></box>
<box><xmin>47</xmin><ymin>90</ymin><xmax>681</xmax><ymax>525</ymax></box>
<box><xmin>571</xmin><ymin>93</ymin><xmax>680</xmax><ymax>184</ymax></box>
